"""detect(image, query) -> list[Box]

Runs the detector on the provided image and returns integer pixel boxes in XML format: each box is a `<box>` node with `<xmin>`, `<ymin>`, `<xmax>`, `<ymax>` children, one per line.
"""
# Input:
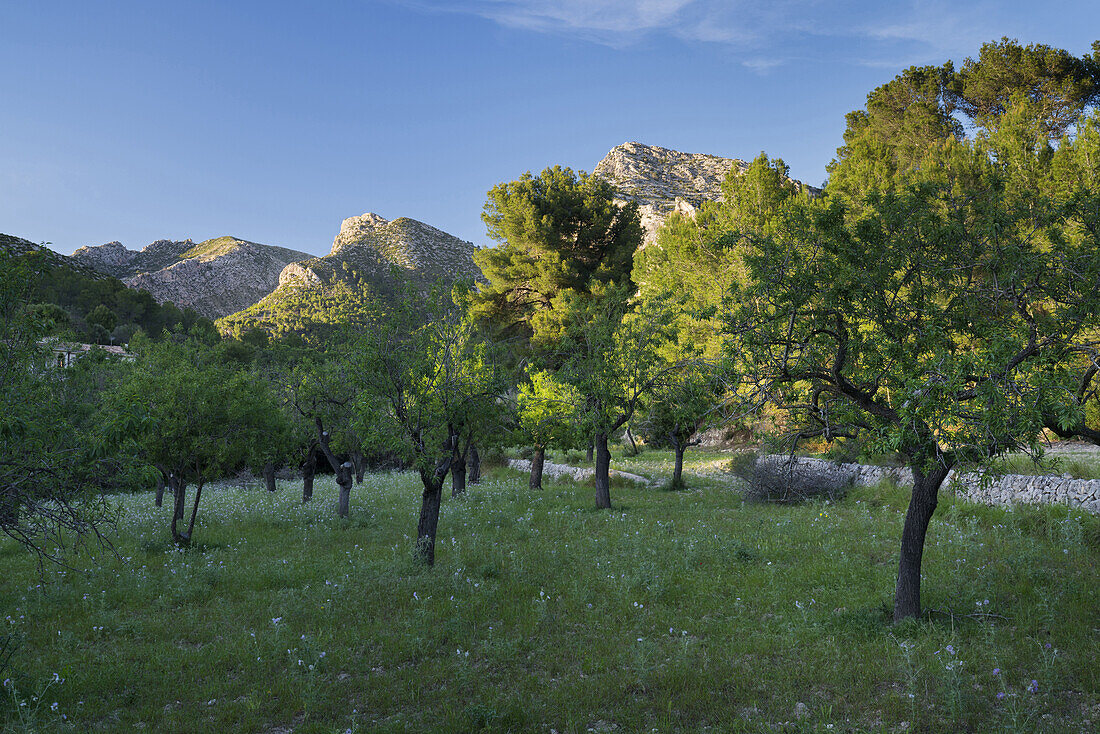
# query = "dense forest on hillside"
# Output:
<box><xmin>1</xmin><ymin>233</ymin><xmax>215</xmax><ymax>345</ymax></box>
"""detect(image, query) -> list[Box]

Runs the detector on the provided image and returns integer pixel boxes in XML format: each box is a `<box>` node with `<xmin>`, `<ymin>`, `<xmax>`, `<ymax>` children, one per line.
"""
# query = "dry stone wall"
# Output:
<box><xmin>757</xmin><ymin>455</ymin><xmax>1100</xmax><ymax>514</ymax></box>
<box><xmin>507</xmin><ymin>459</ymin><xmax>650</xmax><ymax>486</ymax></box>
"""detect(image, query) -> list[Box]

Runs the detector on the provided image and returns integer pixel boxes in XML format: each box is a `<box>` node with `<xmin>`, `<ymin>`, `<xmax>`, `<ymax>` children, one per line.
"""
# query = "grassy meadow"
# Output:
<box><xmin>2</xmin><ymin>448</ymin><xmax>1099</xmax><ymax>733</ymax></box>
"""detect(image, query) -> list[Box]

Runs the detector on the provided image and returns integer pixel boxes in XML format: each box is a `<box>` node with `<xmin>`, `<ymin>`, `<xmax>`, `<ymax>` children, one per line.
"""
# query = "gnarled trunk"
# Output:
<box><xmin>263</xmin><ymin>462</ymin><xmax>277</xmax><ymax>493</ymax></box>
<box><xmin>530</xmin><ymin>446</ymin><xmax>545</xmax><ymax>490</ymax></box>
<box><xmin>337</xmin><ymin>462</ymin><xmax>353</xmax><ymax>517</ymax></box>
<box><xmin>673</xmin><ymin>440</ymin><xmax>685</xmax><ymax>485</ymax></box>
<box><xmin>594</xmin><ymin>432</ymin><xmax>612</xmax><ymax>509</ymax></box>
<box><xmin>451</xmin><ymin>455</ymin><xmax>466</xmax><ymax>497</ymax></box>
<box><xmin>415</xmin><ymin>457</ymin><xmax>450</xmax><ymax>565</ymax></box>
<box><xmin>586</xmin><ymin>439</ymin><xmax>594</xmax><ymax>463</ymax></box>
<box><xmin>468</xmin><ymin>445</ymin><xmax>481</xmax><ymax>484</ymax></box>
<box><xmin>893</xmin><ymin>462</ymin><xmax>952</xmax><ymax>621</ymax></box>
<box><xmin>302</xmin><ymin>445</ymin><xmax>318</xmax><ymax>503</ymax></box>
<box><xmin>316</xmin><ymin>419</ymin><xmax>354</xmax><ymax>518</ymax></box>
<box><xmin>302</xmin><ymin>462</ymin><xmax>315</xmax><ymax>504</ymax></box>
<box><xmin>155</xmin><ymin>473</ymin><xmax>165</xmax><ymax>508</ymax></box>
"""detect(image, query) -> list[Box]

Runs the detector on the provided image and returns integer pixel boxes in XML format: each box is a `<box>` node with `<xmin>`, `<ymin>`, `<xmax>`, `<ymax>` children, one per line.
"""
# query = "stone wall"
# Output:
<box><xmin>506</xmin><ymin>459</ymin><xmax>650</xmax><ymax>485</ymax></box>
<box><xmin>757</xmin><ymin>455</ymin><xmax>1100</xmax><ymax>514</ymax></box>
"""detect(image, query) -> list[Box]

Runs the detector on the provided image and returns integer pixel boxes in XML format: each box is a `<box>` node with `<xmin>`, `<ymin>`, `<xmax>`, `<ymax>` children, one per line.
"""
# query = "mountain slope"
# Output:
<box><xmin>72</xmin><ymin>236</ymin><xmax>312</xmax><ymax>319</ymax></box>
<box><xmin>218</xmin><ymin>213</ymin><xmax>479</xmax><ymax>339</ymax></box>
<box><xmin>1</xmin><ymin>233</ymin><xmax>107</xmax><ymax>280</ymax></box>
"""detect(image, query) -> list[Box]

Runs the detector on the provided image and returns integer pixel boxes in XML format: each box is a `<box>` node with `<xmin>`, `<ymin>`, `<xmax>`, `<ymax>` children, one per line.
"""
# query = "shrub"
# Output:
<box><xmin>478</xmin><ymin>446</ymin><xmax>508</xmax><ymax>469</ymax></box>
<box><xmin>733</xmin><ymin>453</ymin><xmax>851</xmax><ymax>503</ymax></box>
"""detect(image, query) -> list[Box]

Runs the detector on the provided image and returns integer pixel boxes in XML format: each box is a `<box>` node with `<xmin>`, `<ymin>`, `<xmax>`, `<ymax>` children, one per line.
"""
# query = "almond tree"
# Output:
<box><xmin>110</xmin><ymin>337</ymin><xmax>285</xmax><ymax>546</ymax></box>
<box><xmin>515</xmin><ymin>369</ymin><xmax>583</xmax><ymax>490</ymax></box>
<box><xmin>352</xmin><ymin>286</ymin><xmax>507</xmax><ymax>565</ymax></box>
<box><xmin>554</xmin><ymin>286</ymin><xmax>690</xmax><ymax>508</ymax></box>
<box><xmin>729</xmin><ymin>113</ymin><xmax>1100</xmax><ymax>620</ymax></box>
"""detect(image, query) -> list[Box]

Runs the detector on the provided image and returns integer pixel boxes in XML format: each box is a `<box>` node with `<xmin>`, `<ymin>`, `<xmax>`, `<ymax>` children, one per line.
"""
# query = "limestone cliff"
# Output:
<box><xmin>72</xmin><ymin>236</ymin><xmax>312</xmax><ymax>319</ymax></box>
<box><xmin>593</xmin><ymin>141</ymin><xmax>819</xmax><ymax>244</ymax></box>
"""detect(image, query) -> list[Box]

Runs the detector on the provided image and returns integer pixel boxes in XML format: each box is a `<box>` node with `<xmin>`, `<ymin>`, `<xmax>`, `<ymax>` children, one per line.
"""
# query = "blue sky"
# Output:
<box><xmin>2</xmin><ymin>1</ymin><xmax>1097</xmax><ymax>256</ymax></box>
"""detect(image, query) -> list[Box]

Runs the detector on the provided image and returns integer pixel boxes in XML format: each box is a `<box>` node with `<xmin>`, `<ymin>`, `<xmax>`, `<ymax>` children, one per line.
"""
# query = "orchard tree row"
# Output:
<box><xmin>4</xmin><ymin>38</ymin><xmax>1100</xmax><ymax>624</ymax></box>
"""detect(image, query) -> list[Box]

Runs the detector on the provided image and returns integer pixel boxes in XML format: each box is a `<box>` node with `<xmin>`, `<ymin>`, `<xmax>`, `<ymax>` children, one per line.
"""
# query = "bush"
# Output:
<box><xmin>732</xmin><ymin>453</ymin><xmax>851</xmax><ymax>503</ymax></box>
<box><xmin>478</xmin><ymin>446</ymin><xmax>508</xmax><ymax>469</ymax></box>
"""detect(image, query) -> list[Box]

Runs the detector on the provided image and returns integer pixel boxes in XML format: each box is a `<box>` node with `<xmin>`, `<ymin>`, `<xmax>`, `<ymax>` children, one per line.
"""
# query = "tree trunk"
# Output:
<box><xmin>893</xmin><ymin>462</ymin><xmax>952</xmax><ymax>622</ymax></box>
<box><xmin>170</xmin><ymin>477</ymin><xmax>187</xmax><ymax>544</ymax></box>
<box><xmin>415</xmin><ymin>470</ymin><xmax>445</xmax><ymax>565</ymax></box>
<box><xmin>594</xmin><ymin>432</ymin><xmax>612</xmax><ymax>509</ymax></box>
<box><xmin>451</xmin><ymin>454</ymin><xmax>466</xmax><ymax>497</ymax></box>
<box><xmin>350</xmin><ymin>449</ymin><xmax>365</xmax><ymax>484</ymax></box>
<box><xmin>530</xmin><ymin>446</ymin><xmax>545</xmax><ymax>490</ymax></box>
<box><xmin>315</xmin><ymin>419</ymin><xmax>354</xmax><ymax>518</ymax></box>
<box><xmin>155</xmin><ymin>474</ymin><xmax>165</xmax><ymax>508</ymax></box>
<box><xmin>181</xmin><ymin>479</ymin><xmax>205</xmax><ymax>544</ymax></box>
<box><xmin>171</xmin><ymin>475</ymin><xmax>186</xmax><ymax>521</ymax></box>
<box><xmin>673</xmin><ymin>441</ymin><xmax>685</xmax><ymax>485</ymax></box>
<box><xmin>468</xmin><ymin>445</ymin><xmax>481</xmax><ymax>484</ymax></box>
<box><xmin>586</xmin><ymin>439</ymin><xmax>594</xmax><ymax>463</ymax></box>
<box><xmin>263</xmin><ymin>462</ymin><xmax>276</xmax><ymax>493</ymax></box>
<box><xmin>302</xmin><ymin>462</ymin><xmax>315</xmax><ymax>504</ymax></box>
<box><xmin>625</xmin><ymin>426</ymin><xmax>639</xmax><ymax>456</ymax></box>
<box><xmin>337</xmin><ymin>462</ymin><xmax>353</xmax><ymax>518</ymax></box>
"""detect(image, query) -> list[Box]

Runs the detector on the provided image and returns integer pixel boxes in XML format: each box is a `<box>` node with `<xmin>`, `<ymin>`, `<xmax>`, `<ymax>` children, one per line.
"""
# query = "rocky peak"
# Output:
<box><xmin>321</xmin><ymin>212</ymin><xmax>479</xmax><ymax>279</ymax></box>
<box><xmin>593</xmin><ymin>141</ymin><xmax>816</xmax><ymax>245</ymax></box>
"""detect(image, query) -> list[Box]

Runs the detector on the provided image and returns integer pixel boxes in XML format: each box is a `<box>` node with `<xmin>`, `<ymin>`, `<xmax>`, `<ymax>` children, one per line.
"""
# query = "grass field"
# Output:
<box><xmin>2</xmin><ymin>449</ymin><xmax>1099</xmax><ymax>732</ymax></box>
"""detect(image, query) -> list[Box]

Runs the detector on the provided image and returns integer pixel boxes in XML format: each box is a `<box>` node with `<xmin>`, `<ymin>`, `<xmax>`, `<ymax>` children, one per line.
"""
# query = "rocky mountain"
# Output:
<box><xmin>593</xmin><ymin>141</ymin><xmax>820</xmax><ymax>244</ymax></box>
<box><xmin>72</xmin><ymin>237</ymin><xmax>312</xmax><ymax>319</ymax></box>
<box><xmin>276</xmin><ymin>213</ymin><xmax>480</xmax><ymax>291</ymax></box>
<box><xmin>218</xmin><ymin>213</ymin><xmax>479</xmax><ymax>338</ymax></box>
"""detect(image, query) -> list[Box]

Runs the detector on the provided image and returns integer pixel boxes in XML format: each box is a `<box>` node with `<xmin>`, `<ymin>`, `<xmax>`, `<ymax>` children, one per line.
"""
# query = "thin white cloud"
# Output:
<box><xmin>393</xmin><ymin>1</ymin><xmax>1045</xmax><ymax>69</ymax></box>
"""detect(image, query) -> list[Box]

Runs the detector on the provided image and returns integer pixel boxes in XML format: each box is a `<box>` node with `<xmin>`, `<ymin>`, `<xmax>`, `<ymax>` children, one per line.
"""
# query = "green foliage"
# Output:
<box><xmin>827</xmin><ymin>38</ymin><xmax>1100</xmax><ymax>200</ymax></box>
<box><xmin>553</xmin><ymin>286</ymin><xmax>682</xmax><ymax>442</ymax></box>
<box><xmin>827</xmin><ymin>62</ymin><xmax>961</xmax><ymax>198</ymax></box>
<box><xmin>352</xmin><ymin>286</ymin><xmax>507</xmax><ymax>477</ymax></box>
<box><xmin>736</xmin><ymin>124</ymin><xmax>1100</xmax><ymax>463</ymax></box>
<box><xmin>0</xmin><ymin>255</ymin><xmax>117</xmax><ymax>561</ymax></box>
<box><xmin>472</xmin><ymin>165</ymin><xmax>642</xmax><ymax>353</ymax></box>
<box><xmin>106</xmin><ymin>337</ymin><xmax>288</xmax><ymax>542</ymax></box>
<box><xmin>515</xmin><ymin>368</ymin><xmax>584</xmax><ymax>451</ymax></box>
<box><xmin>85</xmin><ymin>303</ymin><xmax>117</xmax><ymax>336</ymax></box>
<box><xmin>948</xmin><ymin>37</ymin><xmax>1100</xmax><ymax>138</ymax></box>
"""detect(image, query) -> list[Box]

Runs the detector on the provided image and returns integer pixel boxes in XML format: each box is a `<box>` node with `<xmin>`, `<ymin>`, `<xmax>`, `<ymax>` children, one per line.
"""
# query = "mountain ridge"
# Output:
<box><xmin>72</xmin><ymin>236</ymin><xmax>312</xmax><ymax>319</ymax></box>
